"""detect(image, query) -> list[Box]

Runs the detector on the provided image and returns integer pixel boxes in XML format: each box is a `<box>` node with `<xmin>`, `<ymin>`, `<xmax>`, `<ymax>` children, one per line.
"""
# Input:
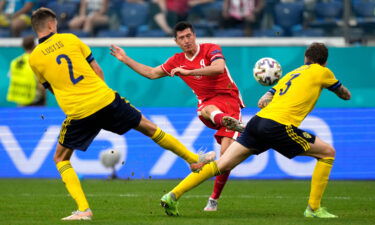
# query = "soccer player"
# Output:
<box><xmin>110</xmin><ymin>21</ymin><xmax>245</xmax><ymax>211</ymax></box>
<box><xmin>28</xmin><ymin>8</ymin><xmax>215</xmax><ymax>221</ymax></box>
<box><xmin>159</xmin><ymin>42</ymin><xmax>351</xmax><ymax>218</ymax></box>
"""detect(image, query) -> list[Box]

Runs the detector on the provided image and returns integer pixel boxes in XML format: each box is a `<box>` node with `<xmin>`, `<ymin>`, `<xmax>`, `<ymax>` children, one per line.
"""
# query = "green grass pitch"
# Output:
<box><xmin>0</xmin><ymin>179</ymin><xmax>374</xmax><ymax>225</ymax></box>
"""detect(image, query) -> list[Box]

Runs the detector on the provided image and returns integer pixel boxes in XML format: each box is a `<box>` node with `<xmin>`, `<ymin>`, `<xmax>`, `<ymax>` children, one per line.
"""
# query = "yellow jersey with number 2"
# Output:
<box><xmin>257</xmin><ymin>63</ymin><xmax>341</xmax><ymax>127</ymax></box>
<box><xmin>29</xmin><ymin>33</ymin><xmax>115</xmax><ymax>119</ymax></box>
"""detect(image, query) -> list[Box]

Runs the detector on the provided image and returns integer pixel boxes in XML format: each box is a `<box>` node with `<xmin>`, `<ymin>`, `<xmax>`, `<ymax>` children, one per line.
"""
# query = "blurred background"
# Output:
<box><xmin>0</xmin><ymin>0</ymin><xmax>374</xmax><ymax>180</ymax></box>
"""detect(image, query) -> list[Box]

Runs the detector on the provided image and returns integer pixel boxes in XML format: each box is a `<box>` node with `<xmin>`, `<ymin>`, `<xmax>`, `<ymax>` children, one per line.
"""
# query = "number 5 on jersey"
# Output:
<box><xmin>56</xmin><ymin>54</ymin><xmax>84</xmax><ymax>85</ymax></box>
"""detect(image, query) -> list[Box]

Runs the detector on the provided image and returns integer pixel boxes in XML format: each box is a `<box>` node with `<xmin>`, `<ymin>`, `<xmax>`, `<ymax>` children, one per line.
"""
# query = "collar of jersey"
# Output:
<box><xmin>185</xmin><ymin>44</ymin><xmax>200</xmax><ymax>61</ymax></box>
<box><xmin>38</xmin><ymin>32</ymin><xmax>55</xmax><ymax>44</ymax></box>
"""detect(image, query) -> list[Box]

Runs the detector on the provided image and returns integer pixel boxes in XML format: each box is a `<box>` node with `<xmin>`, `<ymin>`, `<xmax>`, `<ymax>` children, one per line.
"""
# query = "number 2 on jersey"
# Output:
<box><xmin>56</xmin><ymin>54</ymin><xmax>84</xmax><ymax>85</ymax></box>
<box><xmin>279</xmin><ymin>73</ymin><xmax>300</xmax><ymax>95</ymax></box>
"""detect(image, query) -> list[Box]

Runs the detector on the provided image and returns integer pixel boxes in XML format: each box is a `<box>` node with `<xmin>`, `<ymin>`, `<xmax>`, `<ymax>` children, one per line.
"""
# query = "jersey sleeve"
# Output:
<box><xmin>206</xmin><ymin>44</ymin><xmax>225</xmax><ymax>63</ymax></box>
<box><xmin>322</xmin><ymin>68</ymin><xmax>341</xmax><ymax>91</ymax></box>
<box><xmin>71</xmin><ymin>34</ymin><xmax>95</xmax><ymax>63</ymax></box>
<box><xmin>161</xmin><ymin>55</ymin><xmax>177</xmax><ymax>75</ymax></box>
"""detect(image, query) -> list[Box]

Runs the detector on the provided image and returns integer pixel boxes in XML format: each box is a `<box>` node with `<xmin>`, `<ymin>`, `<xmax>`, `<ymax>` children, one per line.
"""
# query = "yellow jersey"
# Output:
<box><xmin>29</xmin><ymin>33</ymin><xmax>115</xmax><ymax>119</ymax></box>
<box><xmin>257</xmin><ymin>63</ymin><xmax>340</xmax><ymax>127</ymax></box>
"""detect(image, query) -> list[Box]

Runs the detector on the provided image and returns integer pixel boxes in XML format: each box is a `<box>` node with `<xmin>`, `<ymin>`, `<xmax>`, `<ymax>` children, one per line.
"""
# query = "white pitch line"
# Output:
<box><xmin>10</xmin><ymin>193</ymin><xmax>372</xmax><ymax>201</ymax></box>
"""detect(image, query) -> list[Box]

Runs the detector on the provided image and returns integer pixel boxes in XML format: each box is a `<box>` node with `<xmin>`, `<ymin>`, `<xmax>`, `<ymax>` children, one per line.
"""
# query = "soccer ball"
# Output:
<box><xmin>100</xmin><ymin>149</ymin><xmax>121</xmax><ymax>168</ymax></box>
<box><xmin>253</xmin><ymin>57</ymin><xmax>282</xmax><ymax>86</ymax></box>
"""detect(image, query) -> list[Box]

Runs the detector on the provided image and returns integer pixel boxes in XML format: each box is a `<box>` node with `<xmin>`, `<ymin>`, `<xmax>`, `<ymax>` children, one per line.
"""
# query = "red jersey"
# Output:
<box><xmin>161</xmin><ymin>43</ymin><xmax>244</xmax><ymax>107</ymax></box>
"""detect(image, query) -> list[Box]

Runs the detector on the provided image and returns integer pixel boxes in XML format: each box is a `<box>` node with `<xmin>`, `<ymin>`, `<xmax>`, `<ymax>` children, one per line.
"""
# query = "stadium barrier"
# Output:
<box><xmin>0</xmin><ymin>107</ymin><xmax>374</xmax><ymax>179</ymax></box>
<box><xmin>0</xmin><ymin>38</ymin><xmax>372</xmax><ymax>108</ymax></box>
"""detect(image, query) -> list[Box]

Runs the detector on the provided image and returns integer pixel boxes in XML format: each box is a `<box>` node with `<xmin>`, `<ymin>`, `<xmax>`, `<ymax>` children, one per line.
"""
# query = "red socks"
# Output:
<box><xmin>211</xmin><ymin>111</ymin><xmax>230</xmax><ymax>126</ymax></box>
<box><xmin>210</xmin><ymin>171</ymin><xmax>230</xmax><ymax>199</ymax></box>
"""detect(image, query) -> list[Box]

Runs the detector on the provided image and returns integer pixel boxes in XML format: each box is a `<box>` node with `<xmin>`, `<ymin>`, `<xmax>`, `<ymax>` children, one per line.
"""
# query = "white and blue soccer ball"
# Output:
<box><xmin>253</xmin><ymin>57</ymin><xmax>282</xmax><ymax>86</ymax></box>
<box><xmin>100</xmin><ymin>149</ymin><xmax>121</xmax><ymax>168</ymax></box>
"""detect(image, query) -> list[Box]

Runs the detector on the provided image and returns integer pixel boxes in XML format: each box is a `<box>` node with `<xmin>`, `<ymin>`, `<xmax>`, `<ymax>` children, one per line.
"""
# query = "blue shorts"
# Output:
<box><xmin>58</xmin><ymin>93</ymin><xmax>142</xmax><ymax>151</ymax></box>
<box><xmin>236</xmin><ymin>115</ymin><xmax>316</xmax><ymax>159</ymax></box>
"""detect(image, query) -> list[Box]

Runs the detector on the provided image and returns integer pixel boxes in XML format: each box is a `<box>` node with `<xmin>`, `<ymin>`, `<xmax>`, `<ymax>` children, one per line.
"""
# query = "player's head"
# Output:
<box><xmin>22</xmin><ymin>35</ymin><xmax>35</xmax><ymax>52</ymax></box>
<box><xmin>304</xmin><ymin>42</ymin><xmax>328</xmax><ymax>66</ymax></box>
<box><xmin>173</xmin><ymin>21</ymin><xmax>197</xmax><ymax>53</ymax></box>
<box><xmin>31</xmin><ymin>7</ymin><xmax>57</xmax><ymax>34</ymax></box>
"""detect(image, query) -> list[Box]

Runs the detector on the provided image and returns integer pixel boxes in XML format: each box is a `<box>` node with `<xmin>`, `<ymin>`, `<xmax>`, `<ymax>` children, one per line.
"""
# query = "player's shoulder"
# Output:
<box><xmin>201</xmin><ymin>43</ymin><xmax>223</xmax><ymax>56</ymax></box>
<box><xmin>201</xmin><ymin>43</ymin><xmax>220</xmax><ymax>48</ymax></box>
<box><xmin>58</xmin><ymin>32</ymin><xmax>79</xmax><ymax>41</ymax></box>
<box><xmin>309</xmin><ymin>63</ymin><xmax>333</xmax><ymax>74</ymax></box>
<box><xmin>201</xmin><ymin>43</ymin><xmax>221</xmax><ymax>51</ymax></box>
<box><xmin>168</xmin><ymin>52</ymin><xmax>185</xmax><ymax>62</ymax></box>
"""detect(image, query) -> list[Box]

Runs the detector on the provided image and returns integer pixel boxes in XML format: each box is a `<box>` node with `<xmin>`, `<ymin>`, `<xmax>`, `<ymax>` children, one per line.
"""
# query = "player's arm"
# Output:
<box><xmin>323</xmin><ymin>69</ymin><xmax>351</xmax><ymax>100</ymax></box>
<box><xmin>332</xmin><ymin>84</ymin><xmax>351</xmax><ymax>100</ymax></box>
<box><xmin>89</xmin><ymin>60</ymin><xmax>104</xmax><ymax>80</ymax></box>
<box><xmin>29</xmin><ymin>62</ymin><xmax>54</xmax><ymax>94</ymax></box>
<box><xmin>170</xmin><ymin>58</ymin><xmax>225</xmax><ymax>77</ymax></box>
<box><xmin>258</xmin><ymin>88</ymin><xmax>275</xmax><ymax>108</ymax></box>
<box><xmin>110</xmin><ymin>44</ymin><xmax>167</xmax><ymax>79</ymax></box>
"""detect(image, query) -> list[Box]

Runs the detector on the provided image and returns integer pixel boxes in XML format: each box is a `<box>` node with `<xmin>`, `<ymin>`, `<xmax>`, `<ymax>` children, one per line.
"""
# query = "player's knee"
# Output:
<box><xmin>53</xmin><ymin>145</ymin><xmax>72</xmax><ymax>164</ymax></box>
<box><xmin>53</xmin><ymin>153</ymin><xmax>66</xmax><ymax>164</ymax></box>
<box><xmin>323</xmin><ymin>145</ymin><xmax>336</xmax><ymax>158</ymax></box>
<box><xmin>201</xmin><ymin>105</ymin><xmax>216</xmax><ymax>118</ymax></box>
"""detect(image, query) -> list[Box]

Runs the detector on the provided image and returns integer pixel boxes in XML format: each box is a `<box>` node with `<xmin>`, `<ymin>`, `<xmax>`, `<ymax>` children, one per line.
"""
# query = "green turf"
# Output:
<box><xmin>0</xmin><ymin>179</ymin><xmax>374</xmax><ymax>225</ymax></box>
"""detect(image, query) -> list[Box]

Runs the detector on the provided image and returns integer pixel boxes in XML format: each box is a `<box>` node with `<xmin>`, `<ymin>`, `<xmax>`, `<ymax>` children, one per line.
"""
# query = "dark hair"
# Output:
<box><xmin>173</xmin><ymin>21</ymin><xmax>195</xmax><ymax>38</ymax></box>
<box><xmin>22</xmin><ymin>35</ymin><xmax>35</xmax><ymax>51</ymax></box>
<box><xmin>304</xmin><ymin>42</ymin><xmax>328</xmax><ymax>65</ymax></box>
<box><xmin>31</xmin><ymin>7</ymin><xmax>57</xmax><ymax>32</ymax></box>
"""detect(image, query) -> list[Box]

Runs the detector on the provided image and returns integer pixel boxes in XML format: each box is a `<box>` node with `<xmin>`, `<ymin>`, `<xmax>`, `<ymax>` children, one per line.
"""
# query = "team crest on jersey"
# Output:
<box><xmin>302</xmin><ymin>132</ymin><xmax>312</xmax><ymax>139</ymax></box>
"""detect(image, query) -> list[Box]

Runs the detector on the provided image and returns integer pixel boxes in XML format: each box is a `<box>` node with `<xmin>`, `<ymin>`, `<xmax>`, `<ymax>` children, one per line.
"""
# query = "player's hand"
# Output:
<box><xmin>110</xmin><ymin>45</ymin><xmax>127</xmax><ymax>62</ymax></box>
<box><xmin>170</xmin><ymin>67</ymin><xmax>190</xmax><ymax>77</ymax></box>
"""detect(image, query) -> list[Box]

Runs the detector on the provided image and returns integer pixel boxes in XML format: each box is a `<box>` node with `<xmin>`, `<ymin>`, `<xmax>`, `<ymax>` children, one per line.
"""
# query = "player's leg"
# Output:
<box><xmin>10</xmin><ymin>15</ymin><xmax>28</xmax><ymax>37</ymax></box>
<box><xmin>104</xmin><ymin>94</ymin><xmax>214</xmax><ymax>165</ymax></box>
<box><xmin>69</xmin><ymin>15</ymin><xmax>85</xmax><ymax>30</ymax></box>
<box><xmin>161</xmin><ymin>142</ymin><xmax>254</xmax><ymax>216</ymax></box>
<box><xmin>135</xmin><ymin>115</ymin><xmax>210</xmax><ymax>164</ymax></box>
<box><xmin>300</xmin><ymin>137</ymin><xmax>337</xmax><ymax>218</ymax></box>
<box><xmin>54</xmin><ymin>144</ymin><xmax>92</xmax><ymax>220</ymax></box>
<box><xmin>200</xmin><ymin>104</ymin><xmax>244</xmax><ymax>132</ymax></box>
<box><xmin>204</xmin><ymin>137</ymin><xmax>234</xmax><ymax>211</ymax></box>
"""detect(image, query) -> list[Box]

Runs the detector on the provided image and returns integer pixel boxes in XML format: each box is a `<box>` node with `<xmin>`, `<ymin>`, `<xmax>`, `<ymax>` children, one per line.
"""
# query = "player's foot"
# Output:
<box><xmin>203</xmin><ymin>197</ymin><xmax>218</xmax><ymax>211</ymax></box>
<box><xmin>222</xmin><ymin>116</ymin><xmax>245</xmax><ymax>133</ymax></box>
<box><xmin>61</xmin><ymin>208</ymin><xmax>93</xmax><ymax>220</ymax></box>
<box><xmin>304</xmin><ymin>206</ymin><xmax>338</xmax><ymax>218</ymax></box>
<box><xmin>190</xmin><ymin>151</ymin><xmax>216</xmax><ymax>173</ymax></box>
<box><xmin>160</xmin><ymin>192</ymin><xmax>180</xmax><ymax>216</ymax></box>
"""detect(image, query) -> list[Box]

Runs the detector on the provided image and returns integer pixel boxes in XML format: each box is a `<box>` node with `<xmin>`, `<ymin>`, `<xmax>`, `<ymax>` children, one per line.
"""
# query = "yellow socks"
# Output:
<box><xmin>172</xmin><ymin>161</ymin><xmax>221</xmax><ymax>199</ymax></box>
<box><xmin>308</xmin><ymin>157</ymin><xmax>334</xmax><ymax>210</ymax></box>
<box><xmin>152</xmin><ymin>127</ymin><xmax>199</xmax><ymax>164</ymax></box>
<box><xmin>57</xmin><ymin>161</ymin><xmax>89</xmax><ymax>212</ymax></box>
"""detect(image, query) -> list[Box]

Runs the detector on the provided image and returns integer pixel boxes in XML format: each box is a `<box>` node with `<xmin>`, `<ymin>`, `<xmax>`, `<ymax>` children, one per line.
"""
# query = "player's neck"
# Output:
<box><xmin>37</xmin><ymin>30</ymin><xmax>55</xmax><ymax>39</ymax></box>
<box><xmin>185</xmin><ymin>44</ymin><xmax>198</xmax><ymax>58</ymax></box>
